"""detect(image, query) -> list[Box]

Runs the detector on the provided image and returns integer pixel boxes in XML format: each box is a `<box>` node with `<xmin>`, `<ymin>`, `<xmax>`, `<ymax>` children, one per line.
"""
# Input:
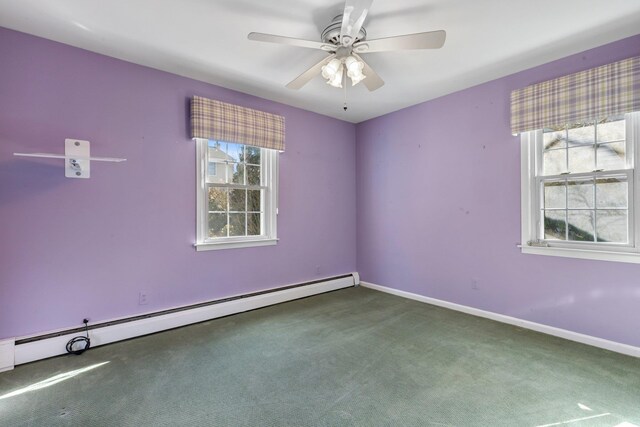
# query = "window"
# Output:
<box><xmin>208</xmin><ymin>162</ymin><xmax>217</xmax><ymax>177</ymax></box>
<box><xmin>521</xmin><ymin>112</ymin><xmax>640</xmax><ymax>263</ymax></box>
<box><xmin>195</xmin><ymin>139</ymin><xmax>278</xmax><ymax>251</ymax></box>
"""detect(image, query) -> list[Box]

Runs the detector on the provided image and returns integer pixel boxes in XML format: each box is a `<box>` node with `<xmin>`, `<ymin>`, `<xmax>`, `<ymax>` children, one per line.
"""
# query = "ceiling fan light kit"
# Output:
<box><xmin>321</xmin><ymin>54</ymin><xmax>366</xmax><ymax>88</ymax></box>
<box><xmin>248</xmin><ymin>0</ymin><xmax>446</xmax><ymax>107</ymax></box>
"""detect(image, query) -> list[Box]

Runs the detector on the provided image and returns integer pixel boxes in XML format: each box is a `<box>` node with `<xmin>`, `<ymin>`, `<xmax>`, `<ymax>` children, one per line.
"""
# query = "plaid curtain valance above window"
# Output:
<box><xmin>511</xmin><ymin>56</ymin><xmax>640</xmax><ymax>135</ymax></box>
<box><xmin>191</xmin><ymin>96</ymin><xmax>285</xmax><ymax>151</ymax></box>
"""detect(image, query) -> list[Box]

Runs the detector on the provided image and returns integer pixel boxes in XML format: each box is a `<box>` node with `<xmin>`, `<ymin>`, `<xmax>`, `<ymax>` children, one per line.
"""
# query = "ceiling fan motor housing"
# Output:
<box><xmin>321</xmin><ymin>14</ymin><xmax>366</xmax><ymax>46</ymax></box>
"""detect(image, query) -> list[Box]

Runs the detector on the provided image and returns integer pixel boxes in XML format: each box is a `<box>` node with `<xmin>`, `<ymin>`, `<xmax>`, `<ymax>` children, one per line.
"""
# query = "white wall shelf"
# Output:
<box><xmin>14</xmin><ymin>139</ymin><xmax>126</xmax><ymax>179</ymax></box>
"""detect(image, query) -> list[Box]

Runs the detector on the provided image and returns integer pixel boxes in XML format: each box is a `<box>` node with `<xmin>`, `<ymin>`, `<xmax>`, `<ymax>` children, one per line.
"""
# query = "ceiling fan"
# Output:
<box><xmin>247</xmin><ymin>0</ymin><xmax>446</xmax><ymax>93</ymax></box>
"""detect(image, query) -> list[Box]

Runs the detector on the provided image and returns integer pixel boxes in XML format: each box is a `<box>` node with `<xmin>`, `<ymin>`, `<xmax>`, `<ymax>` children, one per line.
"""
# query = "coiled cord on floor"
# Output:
<box><xmin>66</xmin><ymin>319</ymin><xmax>91</xmax><ymax>355</ymax></box>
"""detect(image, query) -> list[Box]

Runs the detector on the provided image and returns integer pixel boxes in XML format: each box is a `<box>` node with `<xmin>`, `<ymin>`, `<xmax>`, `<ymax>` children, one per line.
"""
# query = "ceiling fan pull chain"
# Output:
<box><xmin>343</xmin><ymin>71</ymin><xmax>348</xmax><ymax>111</ymax></box>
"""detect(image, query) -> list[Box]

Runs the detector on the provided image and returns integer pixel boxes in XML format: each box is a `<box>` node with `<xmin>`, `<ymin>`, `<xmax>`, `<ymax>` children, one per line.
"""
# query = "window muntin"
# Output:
<box><xmin>196</xmin><ymin>139</ymin><xmax>277</xmax><ymax>250</ymax></box>
<box><xmin>535</xmin><ymin>116</ymin><xmax>633</xmax><ymax>248</ymax></box>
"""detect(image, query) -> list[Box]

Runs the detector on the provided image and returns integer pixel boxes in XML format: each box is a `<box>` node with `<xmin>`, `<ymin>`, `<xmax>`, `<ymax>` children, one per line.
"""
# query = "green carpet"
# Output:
<box><xmin>1</xmin><ymin>287</ymin><xmax>639</xmax><ymax>426</ymax></box>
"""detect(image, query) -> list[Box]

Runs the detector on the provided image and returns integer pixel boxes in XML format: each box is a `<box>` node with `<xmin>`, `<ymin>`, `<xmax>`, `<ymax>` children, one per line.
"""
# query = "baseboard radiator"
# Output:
<box><xmin>5</xmin><ymin>273</ymin><xmax>359</xmax><ymax>369</ymax></box>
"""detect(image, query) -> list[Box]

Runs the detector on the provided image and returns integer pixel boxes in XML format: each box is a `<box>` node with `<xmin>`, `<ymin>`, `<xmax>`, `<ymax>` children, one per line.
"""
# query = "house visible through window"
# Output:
<box><xmin>195</xmin><ymin>139</ymin><xmax>278</xmax><ymax>250</ymax></box>
<box><xmin>521</xmin><ymin>112</ymin><xmax>640</xmax><ymax>262</ymax></box>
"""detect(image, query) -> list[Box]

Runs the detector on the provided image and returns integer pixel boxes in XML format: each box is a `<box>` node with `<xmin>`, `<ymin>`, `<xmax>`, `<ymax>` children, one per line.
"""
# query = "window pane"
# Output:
<box><xmin>596</xmin><ymin>177</ymin><xmax>628</xmax><ymax>209</ymax></box>
<box><xmin>543</xmin><ymin>181</ymin><xmax>565</xmax><ymax>209</ymax></box>
<box><xmin>596</xmin><ymin>210</ymin><xmax>628</xmax><ymax>243</ymax></box>
<box><xmin>208</xmin><ymin>213</ymin><xmax>227</xmax><ymax>238</ymax></box>
<box><xmin>544</xmin><ymin>210</ymin><xmax>566</xmax><ymax>240</ymax></box>
<box><xmin>226</xmin><ymin>143</ymin><xmax>244</xmax><ymax>162</ymax></box>
<box><xmin>543</xmin><ymin>149</ymin><xmax>566</xmax><ymax>175</ymax></box>
<box><xmin>597</xmin><ymin>118</ymin><xmax>625</xmax><ymax>142</ymax></box>
<box><xmin>208</xmin><ymin>187</ymin><xmax>228</xmax><ymax>211</ymax></box>
<box><xmin>207</xmin><ymin>156</ymin><xmax>227</xmax><ymax>183</ymax></box>
<box><xmin>567</xmin><ymin>179</ymin><xmax>594</xmax><ymax>209</ymax></box>
<box><xmin>229</xmin><ymin>189</ymin><xmax>246</xmax><ymax>212</ymax></box>
<box><xmin>207</xmin><ymin>162</ymin><xmax>227</xmax><ymax>183</ymax></box>
<box><xmin>230</xmin><ymin>163</ymin><xmax>245</xmax><ymax>184</ymax></box>
<box><xmin>208</xmin><ymin>143</ymin><xmax>229</xmax><ymax>183</ymax></box>
<box><xmin>568</xmin><ymin>146</ymin><xmax>595</xmax><ymax>173</ymax></box>
<box><xmin>229</xmin><ymin>213</ymin><xmax>246</xmax><ymax>236</ymax></box>
<box><xmin>247</xmin><ymin>189</ymin><xmax>261</xmax><ymax>212</ymax></box>
<box><xmin>543</xmin><ymin>129</ymin><xmax>565</xmax><ymax>150</ymax></box>
<box><xmin>245</xmin><ymin>146</ymin><xmax>261</xmax><ymax>165</ymax></box>
<box><xmin>246</xmin><ymin>165</ymin><xmax>261</xmax><ymax>186</ymax></box>
<box><xmin>247</xmin><ymin>213</ymin><xmax>261</xmax><ymax>236</ymax></box>
<box><xmin>567</xmin><ymin>123</ymin><xmax>595</xmax><ymax>147</ymax></box>
<box><xmin>567</xmin><ymin>210</ymin><xmax>595</xmax><ymax>242</ymax></box>
<box><xmin>208</xmin><ymin>141</ymin><xmax>225</xmax><ymax>157</ymax></box>
<box><xmin>596</xmin><ymin>141</ymin><xmax>625</xmax><ymax>171</ymax></box>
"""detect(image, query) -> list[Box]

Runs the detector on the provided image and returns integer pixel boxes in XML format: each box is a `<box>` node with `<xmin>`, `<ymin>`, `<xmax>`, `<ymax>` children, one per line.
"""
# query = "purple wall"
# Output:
<box><xmin>0</xmin><ymin>28</ymin><xmax>356</xmax><ymax>340</ymax></box>
<box><xmin>2</xmin><ymin>25</ymin><xmax>639</xmax><ymax>349</ymax></box>
<box><xmin>356</xmin><ymin>33</ymin><xmax>640</xmax><ymax>347</ymax></box>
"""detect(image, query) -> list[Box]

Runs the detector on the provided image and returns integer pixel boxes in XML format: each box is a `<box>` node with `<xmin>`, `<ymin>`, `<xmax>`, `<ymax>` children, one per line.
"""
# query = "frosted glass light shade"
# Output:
<box><xmin>349</xmin><ymin>73</ymin><xmax>366</xmax><ymax>85</ymax></box>
<box><xmin>321</xmin><ymin>59</ymin><xmax>342</xmax><ymax>80</ymax></box>
<box><xmin>327</xmin><ymin>65</ymin><xmax>344</xmax><ymax>88</ymax></box>
<box><xmin>344</xmin><ymin>55</ymin><xmax>366</xmax><ymax>86</ymax></box>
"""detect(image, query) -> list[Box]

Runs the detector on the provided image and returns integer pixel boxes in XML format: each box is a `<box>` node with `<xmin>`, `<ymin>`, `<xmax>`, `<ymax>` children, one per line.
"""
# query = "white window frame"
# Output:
<box><xmin>194</xmin><ymin>138</ymin><xmax>278</xmax><ymax>251</ymax></box>
<box><xmin>520</xmin><ymin>112</ymin><xmax>640</xmax><ymax>263</ymax></box>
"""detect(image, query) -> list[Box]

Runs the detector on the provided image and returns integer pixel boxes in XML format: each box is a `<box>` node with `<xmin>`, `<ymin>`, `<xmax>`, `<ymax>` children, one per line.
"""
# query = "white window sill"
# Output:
<box><xmin>521</xmin><ymin>245</ymin><xmax>640</xmax><ymax>264</ymax></box>
<box><xmin>195</xmin><ymin>238</ymin><xmax>278</xmax><ymax>251</ymax></box>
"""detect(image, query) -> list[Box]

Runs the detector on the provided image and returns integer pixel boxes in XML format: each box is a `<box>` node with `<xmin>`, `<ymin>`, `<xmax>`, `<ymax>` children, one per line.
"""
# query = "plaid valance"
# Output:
<box><xmin>191</xmin><ymin>96</ymin><xmax>285</xmax><ymax>151</ymax></box>
<box><xmin>511</xmin><ymin>56</ymin><xmax>640</xmax><ymax>135</ymax></box>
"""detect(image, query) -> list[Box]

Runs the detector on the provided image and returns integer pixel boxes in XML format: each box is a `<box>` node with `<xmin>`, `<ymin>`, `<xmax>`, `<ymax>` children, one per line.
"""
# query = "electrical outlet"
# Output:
<box><xmin>315</xmin><ymin>266</ymin><xmax>321</xmax><ymax>275</ymax></box>
<box><xmin>139</xmin><ymin>292</ymin><xmax>148</xmax><ymax>305</ymax></box>
<box><xmin>471</xmin><ymin>279</ymin><xmax>479</xmax><ymax>290</ymax></box>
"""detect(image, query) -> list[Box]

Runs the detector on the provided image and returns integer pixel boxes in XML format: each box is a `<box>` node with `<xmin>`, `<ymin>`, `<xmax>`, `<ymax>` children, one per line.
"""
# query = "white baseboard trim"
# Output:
<box><xmin>12</xmin><ymin>274</ymin><xmax>356</xmax><ymax>366</ymax></box>
<box><xmin>360</xmin><ymin>281</ymin><xmax>640</xmax><ymax>358</ymax></box>
<box><xmin>0</xmin><ymin>339</ymin><xmax>15</xmax><ymax>372</ymax></box>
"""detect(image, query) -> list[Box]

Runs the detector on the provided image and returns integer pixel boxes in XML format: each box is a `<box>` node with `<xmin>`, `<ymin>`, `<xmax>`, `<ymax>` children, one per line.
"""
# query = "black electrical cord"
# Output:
<box><xmin>66</xmin><ymin>319</ymin><xmax>91</xmax><ymax>355</ymax></box>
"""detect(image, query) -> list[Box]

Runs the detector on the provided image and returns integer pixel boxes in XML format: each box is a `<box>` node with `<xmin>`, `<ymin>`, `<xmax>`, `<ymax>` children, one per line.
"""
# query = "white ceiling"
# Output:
<box><xmin>1</xmin><ymin>0</ymin><xmax>639</xmax><ymax>123</ymax></box>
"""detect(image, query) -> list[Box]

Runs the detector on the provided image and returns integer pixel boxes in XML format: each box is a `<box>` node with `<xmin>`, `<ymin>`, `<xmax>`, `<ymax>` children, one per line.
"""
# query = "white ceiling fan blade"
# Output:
<box><xmin>352</xmin><ymin>53</ymin><xmax>384</xmax><ymax>91</ymax></box>
<box><xmin>353</xmin><ymin>30</ymin><xmax>446</xmax><ymax>53</ymax></box>
<box><xmin>286</xmin><ymin>54</ymin><xmax>337</xmax><ymax>90</ymax></box>
<box><xmin>248</xmin><ymin>33</ymin><xmax>336</xmax><ymax>51</ymax></box>
<box><xmin>340</xmin><ymin>0</ymin><xmax>373</xmax><ymax>47</ymax></box>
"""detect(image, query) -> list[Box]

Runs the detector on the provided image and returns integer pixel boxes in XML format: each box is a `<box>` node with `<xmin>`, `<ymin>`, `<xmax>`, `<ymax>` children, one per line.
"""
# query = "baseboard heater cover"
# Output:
<box><xmin>0</xmin><ymin>339</ymin><xmax>15</xmax><ymax>372</ymax></box>
<box><xmin>12</xmin><ymin>273</ymin><xmax>357</xmax><ymax>366</ymax></box>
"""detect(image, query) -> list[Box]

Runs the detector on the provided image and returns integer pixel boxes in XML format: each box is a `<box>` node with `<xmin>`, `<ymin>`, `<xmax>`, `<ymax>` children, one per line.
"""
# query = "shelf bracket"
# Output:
<box><xmin>65</xmin><ymin>139</ymin><xmax>90</xmax><ymax>178</ymax></box>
